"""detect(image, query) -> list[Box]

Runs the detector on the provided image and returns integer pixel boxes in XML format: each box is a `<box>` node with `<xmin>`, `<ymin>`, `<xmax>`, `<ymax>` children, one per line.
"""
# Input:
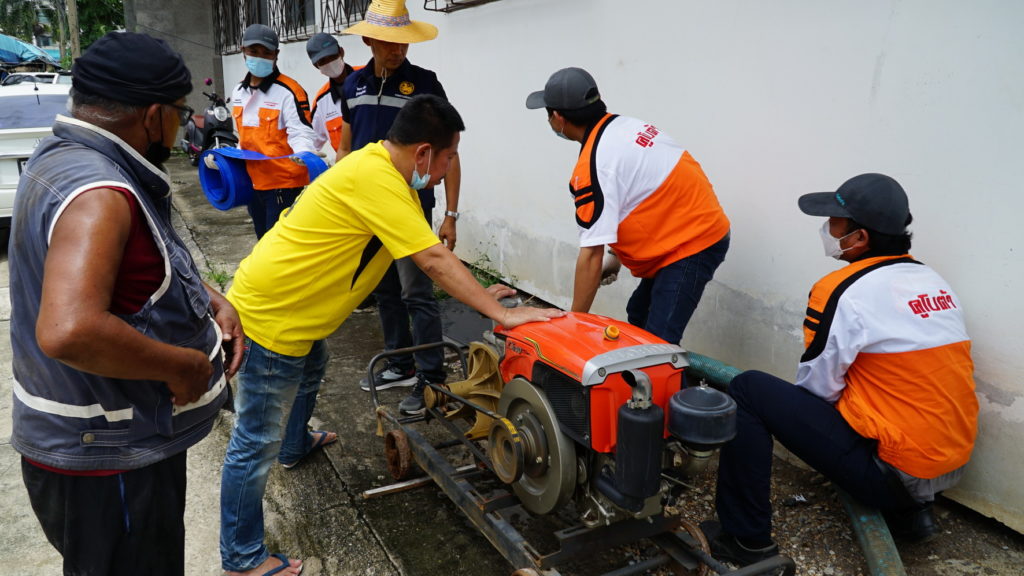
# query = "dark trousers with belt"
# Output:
<box><xmin>372</xmin><ymin>202</ymin><xmax>445</xmax><ymax>383</ymax></box>
<box><xmin>715</xmin><ymin>370</ymin><xmax>918</xmax><ymax>546</ymax></box>
<box><xmin>248</xmin><ymin>187</ymin><xmax>303</xmax><ymax>239</ymax></box>
<box><xmin>626</xmin><ymin>233</ymin><xmax>729</xmax><ymax>345</ymax></box>
<box><xmin>21</xmin><ymin>451</ymin><xmax>188</xmax><ymax>576</ymax></box>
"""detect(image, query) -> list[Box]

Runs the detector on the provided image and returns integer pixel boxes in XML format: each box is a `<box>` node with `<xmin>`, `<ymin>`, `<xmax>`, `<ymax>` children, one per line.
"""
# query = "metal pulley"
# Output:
<box><xmin>492</xmin><ymin>378</ymin><xmax>577</xmax><ymax>515</ymax></box>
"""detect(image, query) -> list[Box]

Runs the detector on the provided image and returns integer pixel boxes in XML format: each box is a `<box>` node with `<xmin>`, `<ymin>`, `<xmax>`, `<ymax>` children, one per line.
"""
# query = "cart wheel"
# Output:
<box><xmin>384</xmin><ymin>430</ymin><xmax>413</xmax><ymax>480</ymax></box>
<box><xmin>510</xmin><ymin>569</ymin><xmax>541</xmax><ymax>576</ymax></box>
<box><xmin>675</xmin><ymin>518</ymin><xmax>712</xmax><ymax>576</ymax></box>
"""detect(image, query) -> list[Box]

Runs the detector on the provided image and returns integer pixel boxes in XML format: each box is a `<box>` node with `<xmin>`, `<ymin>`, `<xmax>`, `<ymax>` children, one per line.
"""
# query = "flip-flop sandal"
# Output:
<box><xmin>281</xmin><ymin>430</ymin><xmax>337</xmax><ymax>469</ymax></box>
<box><xmin>260</xmin><ymin>553</ymin><xmax>302</xmax><ymax>575</ymax></box>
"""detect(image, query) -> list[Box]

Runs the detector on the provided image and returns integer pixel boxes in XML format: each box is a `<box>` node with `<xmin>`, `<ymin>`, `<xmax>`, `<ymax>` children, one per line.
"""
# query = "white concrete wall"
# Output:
<box><xmin>222</xmin><ymin>0</ymin><xmax>1024</xmax><ymax>532</ymax></box>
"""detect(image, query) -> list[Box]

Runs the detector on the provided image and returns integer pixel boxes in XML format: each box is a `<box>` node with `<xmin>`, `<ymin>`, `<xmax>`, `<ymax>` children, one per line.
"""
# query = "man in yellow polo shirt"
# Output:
<box><xmin>218</xmin><ymin>94</ymin><xmax>563</xmax><ymax>576</ymax></box>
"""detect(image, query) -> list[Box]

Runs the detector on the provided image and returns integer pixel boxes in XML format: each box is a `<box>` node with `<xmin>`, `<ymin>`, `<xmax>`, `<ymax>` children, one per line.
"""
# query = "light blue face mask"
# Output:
<box><xmin>245</xmin><ymin>56</ymin><xmax>275</xmax><ymax>78</ymax></box>
<box><xmin>411</xmin><ymin>148</ymin><xmax>433</xmax><ymax>190</ymax></box>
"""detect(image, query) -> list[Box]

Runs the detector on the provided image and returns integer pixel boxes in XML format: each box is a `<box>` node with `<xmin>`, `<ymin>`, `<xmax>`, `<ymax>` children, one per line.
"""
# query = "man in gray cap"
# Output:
<box><xmin>306</xmin><ymin>32</ymin><xmax>355</xmax><ymax>154</ymax></box>
<box><xmin>8</xmin><ymin>31</ymin><xmax>242</xmax><ymax>576</ymax></box>
<box><xmin>526</xmin><ymin>67</ymin><xmax>731</xmax><ymax>346</ymax></box>
<box><xmin>702</xmin><ymin>173</ymin><xmax>978</xmax><ymax>567</ymax></box>
<box><xmin>232</xmin><ymin>23</ymin><xmax>317</xmax><ymax>239</ymax></box>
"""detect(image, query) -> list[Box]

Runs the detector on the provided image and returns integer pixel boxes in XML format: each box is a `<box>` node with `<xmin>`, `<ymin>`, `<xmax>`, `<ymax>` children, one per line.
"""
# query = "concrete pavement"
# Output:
<box><xmin>3</xmin><ymin>155</ymin><xmax>1024</xmax><ymax>576</ymax></box>
<box><xmin>0</xmin><ymin>155</ymin><xmax>510</xmax><ymax>576</ymax></box>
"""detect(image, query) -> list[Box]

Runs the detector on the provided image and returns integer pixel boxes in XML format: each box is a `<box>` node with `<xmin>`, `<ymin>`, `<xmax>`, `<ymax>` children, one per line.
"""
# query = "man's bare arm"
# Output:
<box><xmin>410</xmin><ymin>244</ymin><xmax>565</xmax><ymax>327</ymax></box>
<box><xmin>438</xmin><ymin>154</ymin><xmax>460</xmax><ymax>250</ymax></box>
<box><xmin>204</xmin><ymin>283</ymin><xmax>244</xmax><ymax>378</ymax></box>
<box><xmin>335</xmin><ymin>121</ymin><xmax>353</xmax><ymax>163</ymax></box>
<box><xmin>36</xmin><ymin>189</ymin><xmax>212</xmax><ymax>405</ymax></box>
<box><xmin>571</xmin><ymin>245</ymin><xmax>605</xmax><ymax>313</ymax></box>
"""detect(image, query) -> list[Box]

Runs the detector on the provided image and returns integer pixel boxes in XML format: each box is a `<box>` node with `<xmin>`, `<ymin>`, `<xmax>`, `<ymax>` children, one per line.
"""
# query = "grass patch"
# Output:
<box><xmin>205</xmin><ymin>266</ymin><xmax>234</xmax><ymax>292</ymax></box>
<box><xmin>434</xmin><ymin>252</ymin><xmax>518</xmax><ymax>300</ymax></box>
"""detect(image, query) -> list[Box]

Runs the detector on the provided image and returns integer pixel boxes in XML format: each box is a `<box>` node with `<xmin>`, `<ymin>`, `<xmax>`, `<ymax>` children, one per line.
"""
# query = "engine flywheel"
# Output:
<box><xmin>496</xmin><ymin>377</ymin><xmax>577</xmax><ymax>515</ymax></box>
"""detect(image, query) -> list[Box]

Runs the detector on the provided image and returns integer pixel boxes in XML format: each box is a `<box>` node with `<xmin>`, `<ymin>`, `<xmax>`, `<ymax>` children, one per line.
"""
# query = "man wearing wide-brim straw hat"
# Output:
<box><xmin>339</xmin><ymin>0</ymin><xmax>464</xmax><ymax>417</ymax></box>
<box><xmin>342</xmin><ymin>0</ymin><xmax>438</xmax><ymax>44</ymax></box>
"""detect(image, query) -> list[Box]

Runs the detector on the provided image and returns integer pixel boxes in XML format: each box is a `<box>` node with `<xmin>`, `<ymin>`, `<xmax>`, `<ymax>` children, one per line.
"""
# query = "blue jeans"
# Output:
<box><xmin>247</xmin><ymin>187</ymin><xmax>302</xmax><ymax>239</ymax></box>
<box><xmin>716</xmin><ymin>370</ymin><xmax>917</xmax><ymax>545</ymax></box>
<box><xmin>372</xmin><ymin>204</ymin><xmax>445</xmax><ymax>382</ymax></box>
<box><xmin>626</xmin><ymin>232</ymin><xmax>729</xmax><ymax>344</ymax></box>
<box><xmin>220</xmin><ymin>338</ymin><xmax>328</xmax><ymax>572</ymax></box>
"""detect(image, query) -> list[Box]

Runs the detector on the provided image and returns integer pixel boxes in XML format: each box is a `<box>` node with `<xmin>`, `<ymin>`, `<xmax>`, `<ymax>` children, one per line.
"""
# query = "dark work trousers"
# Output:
<box><xmin>715</xmin><ymin>370</ymin><xmax>918</xmax><ymax>546</ymax></box>
<box><xmin>21</xmin><ymin>451</ymin><xmax>188</xmax><ymax>576</ymax></box>
<box><xmin>626</xmin><ymin>232</ymin><xmax>729</xmax><ymax>345</ymax></box>
<box><xmin>372</xmin><ymin>202</ymin><xmax>445</xmax><ymax>383</ymax></box>
<box><xmin>248</xmin><ymin>187</ymin><xmax>303</xmax><ymax>239</ymax></box>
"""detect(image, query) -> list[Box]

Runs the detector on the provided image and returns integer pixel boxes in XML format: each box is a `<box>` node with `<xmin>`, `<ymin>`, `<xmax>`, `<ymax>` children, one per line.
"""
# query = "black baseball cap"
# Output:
<box><xmin>526</xmin><ymin>67</ymin><xmax>601</xmax><ymax>110</ymax></box>
<box><xmin>798</xmin><ymin>173</ymin><xmax>910</xmax><ymax>235</ymax></box>
<box><xmin>242</xmin><ymin>24</ymin><xmax>279</xmax><ymax>52</ymax></box>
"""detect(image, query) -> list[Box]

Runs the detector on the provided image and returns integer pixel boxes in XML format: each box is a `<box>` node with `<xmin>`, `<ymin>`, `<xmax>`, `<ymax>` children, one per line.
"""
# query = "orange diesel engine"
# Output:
<box><xmin>489</xmin><ymin>313</ymin><xmax>737</xmax><ymax>526</ymax></box>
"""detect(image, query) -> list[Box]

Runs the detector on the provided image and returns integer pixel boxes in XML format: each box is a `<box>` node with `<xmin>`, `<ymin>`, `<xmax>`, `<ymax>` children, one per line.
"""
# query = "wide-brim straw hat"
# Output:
<box><xmin>343</xmin><ymin>0</ymin><xmax>438</xmax><ymax>44</ymax></box>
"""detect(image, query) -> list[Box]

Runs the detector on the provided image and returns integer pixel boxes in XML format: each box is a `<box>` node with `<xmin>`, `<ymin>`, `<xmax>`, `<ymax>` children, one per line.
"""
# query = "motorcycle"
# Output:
<box><xmin>181</xmin><ymin>78</ymin><xmax>237</xmax><ymax>166</ymax></box>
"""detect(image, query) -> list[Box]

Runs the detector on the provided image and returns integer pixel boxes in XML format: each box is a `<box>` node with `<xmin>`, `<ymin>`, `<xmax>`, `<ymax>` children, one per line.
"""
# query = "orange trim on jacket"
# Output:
<box><xmin>570</xmin><ymin>114</ymin><xmax>730</xmax><ymax>278</ymax></box>
<box><xmin>803</xmin><ymin>255</ymin><xmax>978</xmax><ymax>478</ymax></box>
<box><xmin>840</xmin><ymin>343</ymin><xmax>977</xmax><ymax>478</ymax></box>
<box><xmin>232</xmin><ymin>73</ymin><xmax>313</xmax><ymax>190</ymax></box>
<box><xmin>313</xmin><ymin>82</ymin><xmax>344</xmax><ymax>151</ymax></box>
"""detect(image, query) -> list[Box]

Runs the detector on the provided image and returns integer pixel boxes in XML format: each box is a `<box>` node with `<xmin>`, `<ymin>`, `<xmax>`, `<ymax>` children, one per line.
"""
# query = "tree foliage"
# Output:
<box><xmin>0</xmin><ymin>0</ymin><xmax>43</xmax><ymax>41</ymax></box>
<box><xmin>0</xmin><ymin>0</ymin><xmax>124</xmax><ymax>57</ymax></box>
<box><xmin>77</xmin><ymin>0</ymin><xmax>124</xmax><ymax>50</ymax></box>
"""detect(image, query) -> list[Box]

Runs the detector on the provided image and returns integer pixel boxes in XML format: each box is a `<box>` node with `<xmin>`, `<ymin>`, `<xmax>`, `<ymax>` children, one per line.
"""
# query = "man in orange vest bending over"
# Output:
<box><xmin>526</xmin><ymin>67</ymin><xmax>730</xmax><ymax>346</ymax></box>
<box><xmin>702</xmin><ymin>173</ymin><xmax>978</xmax><ymax>567</ymax></box>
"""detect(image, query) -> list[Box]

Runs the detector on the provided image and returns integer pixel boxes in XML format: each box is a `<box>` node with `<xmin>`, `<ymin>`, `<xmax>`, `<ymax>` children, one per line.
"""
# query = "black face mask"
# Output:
<box><xmin>144</xmin><ymin>142</ymin><xmax>172</xmax><ymax>167</ymax></box>
<box><xmin>144</xmin><ymin>109</ymin><xmax>171</xmax><ymax>168</ymax></box>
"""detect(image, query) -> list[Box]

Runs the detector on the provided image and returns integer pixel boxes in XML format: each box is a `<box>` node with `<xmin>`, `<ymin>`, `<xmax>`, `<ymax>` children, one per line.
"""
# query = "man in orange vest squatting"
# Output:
<box><xmin>337</xmin><ymin>0</ymin><xmax>463</xmax><ymax>417</ymax></box>
<box><xmin>700</xmin><ymin>173</ymin><xmax>978</xmax><ymax>567</ymax></box>
<box><xmin>231</xmin><ymin>24</ymin><xmax>317</xmax><ymax>239</ymax></box>
<box><xmin>526</xmin><ymin>67</ymin><xmax>731</xmax><ymax>345</ymax></box>
<box><xmin>305</xmin><ymin>32</ymin><xmax>356</xmax><ymax>156</ymax></box>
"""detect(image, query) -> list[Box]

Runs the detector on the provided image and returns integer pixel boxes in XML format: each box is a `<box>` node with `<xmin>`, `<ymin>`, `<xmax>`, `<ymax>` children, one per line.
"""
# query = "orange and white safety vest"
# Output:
<box><xmin>231</xmin><ymin>70</ymin><xmax>315</xmax><ymax>191</ymax></box>
<box><xmin>311</xmin><ymin>81</ymin><xmax>343</xmax><ymax>152</ymax></box>
<box><xmin>311</xmin><ymin>65</ymin><xmax>360</xmax><ymax>152</ymax></box>
<box><xmin>798</xmin><ymin>255</ymin><xmax>978</xmax><ymax>479</ymax></box>
<box><xmin>570</xmin><ymin>113</ymin><xmax>730</xmax><ymax>278</ymax></box>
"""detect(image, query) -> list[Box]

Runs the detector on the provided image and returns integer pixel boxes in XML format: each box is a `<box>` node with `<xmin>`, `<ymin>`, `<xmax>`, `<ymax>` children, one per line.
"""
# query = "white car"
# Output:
<box><xmin>1</xmin><ymin>71</ymin><xmax>72</xmax><ymax>86</ymax></box>
<box><xmin>0</xmin><ymin>82</ymin><xmax>71</xmax><ymax>252</ymax></box>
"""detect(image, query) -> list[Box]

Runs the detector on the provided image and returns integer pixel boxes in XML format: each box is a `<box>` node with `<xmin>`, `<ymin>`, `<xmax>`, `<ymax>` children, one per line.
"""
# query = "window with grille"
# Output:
<box><xmin>214</xmin><ymin>0</ymin><xmax>371</xmax><ymax>54</ymax></box>
<box><xmin>422</xmin><ymin>0</ymin><xmax>503</xmax><ymax>13</ymax></box>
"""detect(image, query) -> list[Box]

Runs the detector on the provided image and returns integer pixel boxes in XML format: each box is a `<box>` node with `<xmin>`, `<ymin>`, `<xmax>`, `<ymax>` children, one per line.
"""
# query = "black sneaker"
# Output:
<box><xmin>399</xmin><ymin>375</ymin><xmax>431</xmax><ymax>416</ymax></box>
<box><xmin>700</xmin><ymin>520</ymin><xmax>779</xmax><ymax>567</ymax></box>
<box><xmin>885</xmin><ymin>502</ymin><xmax>939</xmax><ymax>544</ymax></box>
<box><xmin>360</xmin><ymin>365</ymin><xmax>417</xmax><ymax>392</ymax></box>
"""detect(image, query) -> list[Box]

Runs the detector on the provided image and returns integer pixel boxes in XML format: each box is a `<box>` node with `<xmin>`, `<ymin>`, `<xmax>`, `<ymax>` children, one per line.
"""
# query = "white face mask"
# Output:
<box><xmin>819</xmin><ymin>221</ymin><xmax>858</xmax><ymax>259</ymax></box>
<box><xmin>317</xmin><ymin>58</ymin><xmax>345</xmax><ymax>79</ymax></box>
